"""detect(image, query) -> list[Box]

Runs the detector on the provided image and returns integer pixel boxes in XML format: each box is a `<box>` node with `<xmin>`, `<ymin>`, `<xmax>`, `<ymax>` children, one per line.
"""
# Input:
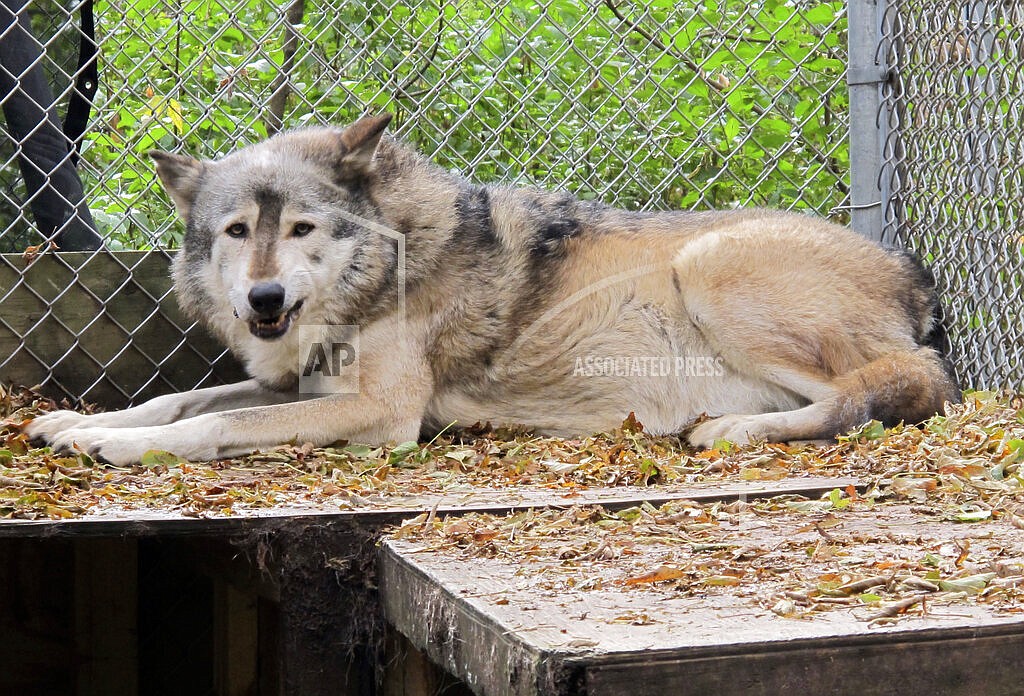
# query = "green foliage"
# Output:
<box><xmin>81</xmin><ymin>0</ymin><xmax>849</xmax><ymax>248</ymax></box>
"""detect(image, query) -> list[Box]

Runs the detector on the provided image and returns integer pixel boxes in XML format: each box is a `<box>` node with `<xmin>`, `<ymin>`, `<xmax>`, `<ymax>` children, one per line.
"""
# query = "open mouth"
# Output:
<box><xmin>248</xmin><ymin>300</ymin><xmax>304</xmax><ymax>340</ymax></box>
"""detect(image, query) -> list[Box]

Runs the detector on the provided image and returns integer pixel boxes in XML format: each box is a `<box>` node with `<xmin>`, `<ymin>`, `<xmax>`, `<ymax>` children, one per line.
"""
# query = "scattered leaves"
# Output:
<box><xmin>3</xmin><ymin>385</ymin><xmax>1024</xmax><ymax>625</ymax></box>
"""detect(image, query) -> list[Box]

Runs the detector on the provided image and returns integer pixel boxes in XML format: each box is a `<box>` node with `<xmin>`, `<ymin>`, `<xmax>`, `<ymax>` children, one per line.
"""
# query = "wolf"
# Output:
<box><xmin>26</xmin><ymin>114</ymin><xmax>959</xmax><ymax>466</ymax></box>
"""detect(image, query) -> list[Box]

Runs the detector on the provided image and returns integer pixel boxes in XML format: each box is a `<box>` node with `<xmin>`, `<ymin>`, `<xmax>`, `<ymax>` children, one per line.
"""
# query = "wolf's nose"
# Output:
<box><xmin>248</xmin><ymin>282</ymin><xmax>286</xmax><ymax>316</ymax></box>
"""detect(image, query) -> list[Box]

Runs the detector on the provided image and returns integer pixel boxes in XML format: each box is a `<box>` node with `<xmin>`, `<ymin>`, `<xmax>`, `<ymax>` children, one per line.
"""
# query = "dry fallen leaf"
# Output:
<box><xmin>622</xmin><ymin>565</ymin><xmax>687</xmax><ymax>586</ymax></box>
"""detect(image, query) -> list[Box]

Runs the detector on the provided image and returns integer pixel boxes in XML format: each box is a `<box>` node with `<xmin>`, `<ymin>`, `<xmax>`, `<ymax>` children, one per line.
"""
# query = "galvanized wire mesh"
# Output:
<box><xmin>5</xmin><ymin>0</ymin><xmax>853</xmax><ymax>405</ymax></box>
<box><xmin>880</xmin><ymin>0</ymin><xmax>1024</xmax><ymax>390</ymax></box>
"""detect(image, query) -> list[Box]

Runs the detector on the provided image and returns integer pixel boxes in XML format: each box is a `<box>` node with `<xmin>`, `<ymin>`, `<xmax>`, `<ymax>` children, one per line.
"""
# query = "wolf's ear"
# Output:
<box><xmin>337</xmin><ymin>113</ymin><xmax>392</xmax><ymax>173</ymax></box>
<box><xmin>149</xmin><ymin>151</ymin><xmax>205</xmax><ymax>219</ymax></box>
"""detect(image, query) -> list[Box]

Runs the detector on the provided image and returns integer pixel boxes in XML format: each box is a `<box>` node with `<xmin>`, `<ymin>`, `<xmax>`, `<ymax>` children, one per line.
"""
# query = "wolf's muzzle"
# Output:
<box><xmin>246</xmin><ymin>282</ymin><xmax>302</xmax><ymax>340</ymax></box>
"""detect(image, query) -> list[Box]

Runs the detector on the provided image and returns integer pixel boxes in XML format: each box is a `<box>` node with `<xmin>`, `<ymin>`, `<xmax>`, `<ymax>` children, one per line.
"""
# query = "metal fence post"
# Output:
<box><xmin>967</xmin><ymin>0</ymin><xmax>998</xmax><ymax>198</ymax></box>
<box><xmin>965</xmin><ymin>0</ymin><xmax>1001</xmax><ymax>388</ymax></box>
<box><xmin>847</xmin><ymin>0</ymin><xmax>888</xmax><ymax>242</ymax></box>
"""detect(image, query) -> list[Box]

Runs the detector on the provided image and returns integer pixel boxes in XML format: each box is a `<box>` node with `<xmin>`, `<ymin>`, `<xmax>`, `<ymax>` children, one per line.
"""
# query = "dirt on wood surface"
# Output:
<box><xmin>389</xmin><ymin>499</ymin><xmax>1024</xmax><ymax>630</ymax></box>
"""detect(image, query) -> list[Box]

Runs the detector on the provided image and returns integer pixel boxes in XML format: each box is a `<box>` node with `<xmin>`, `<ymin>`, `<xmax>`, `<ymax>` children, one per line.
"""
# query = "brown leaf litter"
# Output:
<box><xmin>2</xmin><ymin>385</ymin><xmax>1024</xmax><ymax>623</ymax></box>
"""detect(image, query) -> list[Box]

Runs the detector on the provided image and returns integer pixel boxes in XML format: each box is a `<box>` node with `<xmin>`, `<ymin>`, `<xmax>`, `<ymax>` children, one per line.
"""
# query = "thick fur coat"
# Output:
<box><xmin>27</xmin><ymin>114</ymin><xmax>959</xmax><ymax>465</ymax></box>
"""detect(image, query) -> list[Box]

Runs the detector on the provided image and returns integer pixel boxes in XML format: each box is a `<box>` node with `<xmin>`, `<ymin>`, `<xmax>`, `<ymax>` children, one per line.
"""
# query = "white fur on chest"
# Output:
<box><xmin>234</xmin><ymin>326</ymin><xmax>306</xmax><ymax>384</ymax></box>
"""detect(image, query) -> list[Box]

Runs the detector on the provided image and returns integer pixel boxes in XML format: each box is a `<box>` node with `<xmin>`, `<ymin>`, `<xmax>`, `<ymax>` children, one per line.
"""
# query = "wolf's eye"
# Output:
<box><xmin>292</xmin><ymin>222</ymin><xmax>314</xmax><ymax>237</ymax></box>
<box><xmin>226</xmin><ymin>223</ymin><xmax>248</xmax><ymax>238</ymax></box>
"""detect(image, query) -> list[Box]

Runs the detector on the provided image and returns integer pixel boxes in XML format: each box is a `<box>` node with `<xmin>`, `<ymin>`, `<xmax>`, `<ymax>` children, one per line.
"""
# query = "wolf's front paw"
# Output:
<box><xmin>49</xmin><ymin>427</ymin><xmax>171</xmax><ymax>466</ymax></box>
<box><xmin>23</xmin><ymin>410</ymin><xmax>92</xmax><ymax>444</ymax></box>
<box><xmin>688</xmin><ymin>414</ymin><xmax>769</xmax><ymax>449</ymax></box>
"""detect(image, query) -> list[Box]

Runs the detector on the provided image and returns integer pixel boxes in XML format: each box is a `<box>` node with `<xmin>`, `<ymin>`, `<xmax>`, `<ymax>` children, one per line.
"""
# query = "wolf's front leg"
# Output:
<box><xmin>47</xmin><ymin>338</ymin><xmax>434</xmax><ymax>465</ymax></box>
<box><xmin>24</xmin><ymin>379</ymin><xmax>304</xmax><ymax>444</ymax></box>
<box><xmin>50</xmin><ymin>390</ymin><xmax>427</xmax><ymax>466</ymax></box>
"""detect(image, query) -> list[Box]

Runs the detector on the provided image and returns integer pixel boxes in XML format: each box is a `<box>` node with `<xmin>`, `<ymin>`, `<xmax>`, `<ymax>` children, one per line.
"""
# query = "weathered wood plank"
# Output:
<box><xmin>0</xmin><ymin>476</ymin><xmax>860</xmax><ymax>539</ymax></box>
<box><xmin>380</xmin><ymin>509</ymin><xmax>1024</xmax><ymax>696</ymax></box>
<box><xmin>214</xmin><ymin>580</ymin><xmax>259</xmax><ymax>696</ymax></box>
<box><xmin>74</xmin><ymin>538</ymin><xmax>139</xmax><ymax>696</ymax></box>
<box><xmin>581</xmin><ymin>629</ymin><xmax>1024</xmax><ymax>696</ymax></box>
<box><xmin>0</xmin><ymin>251</ymin><xmax>245</xmax><ymax>407</ymax></box>
<box><xmin>381</xmin><ymin>542</ymin><xmax>554</xmax><ymax>696</ymax></box>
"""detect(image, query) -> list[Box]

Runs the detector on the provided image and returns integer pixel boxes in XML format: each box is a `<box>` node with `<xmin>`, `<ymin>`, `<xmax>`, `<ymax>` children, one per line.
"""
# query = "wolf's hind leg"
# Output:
<box><xmin>688</xmin><ymin>348</ymin><xmax>956</xmax><ymax>448</ymax></box>
<box><xmin>672</xmin><ymin>228</ymin><xmax>957</xmax><ymax>448</ymax></box>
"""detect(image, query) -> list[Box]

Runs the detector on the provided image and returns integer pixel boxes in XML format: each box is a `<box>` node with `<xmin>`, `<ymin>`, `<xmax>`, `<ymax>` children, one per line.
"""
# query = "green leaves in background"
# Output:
<box><xmin>80</xmin><ymin>0</ymin><xmax>849</xmax><ymax>248</ymax></box>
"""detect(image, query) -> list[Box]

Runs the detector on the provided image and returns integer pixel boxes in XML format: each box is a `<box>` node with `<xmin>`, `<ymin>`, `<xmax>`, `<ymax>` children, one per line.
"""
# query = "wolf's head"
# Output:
<box><xmin>151</xmin><ymin>114</ymin><xmax>398</xmax><ymax>345</ymax></box>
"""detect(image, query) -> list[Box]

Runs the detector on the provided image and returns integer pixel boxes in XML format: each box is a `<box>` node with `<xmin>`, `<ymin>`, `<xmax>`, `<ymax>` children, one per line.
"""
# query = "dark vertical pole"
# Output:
<box><xmin>276</xmin><ymin>521</ymin><xmax>385</xmax><ymax>696</ymax></box>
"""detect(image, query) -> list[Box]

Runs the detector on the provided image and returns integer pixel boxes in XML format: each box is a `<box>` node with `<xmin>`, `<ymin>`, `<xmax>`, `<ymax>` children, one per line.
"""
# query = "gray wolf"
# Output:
<box><xmin>26</xmin><ymin>114</ymin><xmax>959</xmax><ymax>465</ymax></box>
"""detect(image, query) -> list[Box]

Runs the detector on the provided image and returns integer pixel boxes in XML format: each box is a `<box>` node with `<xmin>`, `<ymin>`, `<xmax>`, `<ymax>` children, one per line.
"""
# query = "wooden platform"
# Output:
<box><xmin>0</xmin><ymin>476</ymin><xmax>856</xmax><ymax>538</ymax></box>
<box><xmin>380</xmin><ymin>504</ymin><xmax>1024</xmax><ymax>696</ymax></box>
<box><xmin>4</xmin><ymin>474</ymin><xmax>1023</xmax><ymax>695</ymax></box>
<box><xmin>0</xmin><ymin>477</ymin><xmax>854</xmax><ymax>696</ymax></box>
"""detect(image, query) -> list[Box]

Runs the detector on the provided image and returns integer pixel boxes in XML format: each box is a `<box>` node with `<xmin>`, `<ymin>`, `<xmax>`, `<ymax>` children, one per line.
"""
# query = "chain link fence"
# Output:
<box><xmin>7</xmin><ymin>0</ymin><xmax>1016</xmax><ymax>406</ymax></box>
<box><xmin>4</xmin><ymin>0</ymin><xmax>851</xmax><ymax>249</ymax></box>
<box><xmin>1</xmin><ymin>0</ymin><xmax>851</xmax><ymax>406</ymax></box>
<box><xmin>877</xmin><ymin>0</ymin><xmax>1024</xmax><ymax>390</ymax></box>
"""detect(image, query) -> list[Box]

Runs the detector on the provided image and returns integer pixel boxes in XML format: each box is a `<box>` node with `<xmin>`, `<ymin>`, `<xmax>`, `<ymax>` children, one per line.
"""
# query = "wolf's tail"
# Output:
<box><xmin>891</xmin><ymin>248</ymin><xmax>960</xmax><ymax>398</ymax></box>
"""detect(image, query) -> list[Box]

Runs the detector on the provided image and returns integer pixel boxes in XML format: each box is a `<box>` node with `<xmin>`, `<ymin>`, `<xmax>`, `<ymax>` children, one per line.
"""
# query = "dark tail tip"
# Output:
<box><xmin>922</xmin><ymin>303</ymin><xmax>961</xmax><ymax>401</ymax></box>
